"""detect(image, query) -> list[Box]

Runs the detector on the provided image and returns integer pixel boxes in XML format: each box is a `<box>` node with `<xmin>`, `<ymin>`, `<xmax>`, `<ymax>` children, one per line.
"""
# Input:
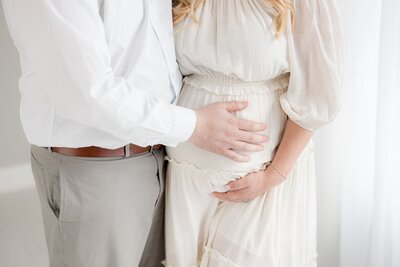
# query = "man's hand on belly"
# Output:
<box><xmin>189</xmin><ymin>101</ymin><xmax>268</xmax><ymax>162</ymax></box>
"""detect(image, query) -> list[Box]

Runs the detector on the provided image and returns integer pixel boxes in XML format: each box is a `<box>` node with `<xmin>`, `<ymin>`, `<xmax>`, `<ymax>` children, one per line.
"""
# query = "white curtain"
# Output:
<box><xmin>316</xmin><ymin>0</ymin><xmax>400</xmax><ymax>266</ymax></box>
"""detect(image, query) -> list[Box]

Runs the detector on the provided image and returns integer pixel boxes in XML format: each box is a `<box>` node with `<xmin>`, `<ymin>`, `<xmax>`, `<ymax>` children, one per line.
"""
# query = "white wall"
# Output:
<box><xmin>0</xmin><ymin>3</ymin><xmax>48</xmax><ymax>266</ymax></box>
<box><xmin>0</xmin><ymin>2</ymin><xmax>30</xmax><ymax>167</ymax></box>
<box><xmin>315</xmin><ymin>127</ymin><xmax>343</xmax><ymax>267</ymax></box>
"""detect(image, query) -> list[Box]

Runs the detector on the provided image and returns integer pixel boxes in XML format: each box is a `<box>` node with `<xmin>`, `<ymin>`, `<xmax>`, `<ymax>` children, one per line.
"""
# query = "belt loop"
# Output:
<box><xmin>149</xmin><ymin>145</ymin><xmax>154</xmax><ymax>154</ymax></box>
<box><xmin>47</xmin><ymin>147</ymin><xmax>52</xmax><ymax>152</ymax></box>
<box><xmin>124</xmin><ymin>144</ymin><xmax>130</xmax><ymax>158</ymax></box>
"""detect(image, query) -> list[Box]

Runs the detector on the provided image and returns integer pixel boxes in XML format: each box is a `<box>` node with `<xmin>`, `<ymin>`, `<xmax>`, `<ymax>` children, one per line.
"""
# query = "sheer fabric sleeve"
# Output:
<box><xmin>280</xmin><ymin>0</ymin><xmax>344</xmax><ymax>131</ymax></box>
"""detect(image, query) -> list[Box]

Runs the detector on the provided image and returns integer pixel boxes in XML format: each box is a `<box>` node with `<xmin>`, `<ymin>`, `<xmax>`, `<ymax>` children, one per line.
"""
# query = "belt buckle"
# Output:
<box><xmin>125</xmin><ymin>144</ymin><xmax>154</xmax><ymax>158</ymax></box>
<box><xmin>124</xmin><ymin>144</ymin><xmax>130</xmax><ymax>158</ymax></box>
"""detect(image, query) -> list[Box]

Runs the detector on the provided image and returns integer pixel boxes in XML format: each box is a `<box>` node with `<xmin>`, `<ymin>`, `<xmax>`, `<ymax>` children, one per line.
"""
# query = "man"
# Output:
<box><xmin>2</xmin><ymin>0</ymin><xmax>268</xmax><ymax>266</ymax></box>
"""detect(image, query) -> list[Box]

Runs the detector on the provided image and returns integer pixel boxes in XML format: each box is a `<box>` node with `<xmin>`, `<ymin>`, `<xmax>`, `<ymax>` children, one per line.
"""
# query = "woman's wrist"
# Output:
<box><xmin>260</xmin><ymin>164</ymin><xmax>288</xmax><ymax>192</ymax></box>
<box><xmin>269</xmin><ymin>163</ymin><xmax>288</xmax><ymax>180</ymax></box>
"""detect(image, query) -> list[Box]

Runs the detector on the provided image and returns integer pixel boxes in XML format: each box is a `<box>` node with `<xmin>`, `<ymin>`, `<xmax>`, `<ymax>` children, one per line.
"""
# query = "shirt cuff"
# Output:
<box><xmin>162</xmin><ymin>105</ymin><xmax>196</xmax><ymax>147</ymax></box>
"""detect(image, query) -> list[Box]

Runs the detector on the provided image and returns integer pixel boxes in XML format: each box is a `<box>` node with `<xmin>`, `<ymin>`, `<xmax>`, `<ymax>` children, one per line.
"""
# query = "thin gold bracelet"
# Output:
<box><xmin>270</xmin><ymin>164</ymin><xmax>288</xmax><ymax>179</ymax></box>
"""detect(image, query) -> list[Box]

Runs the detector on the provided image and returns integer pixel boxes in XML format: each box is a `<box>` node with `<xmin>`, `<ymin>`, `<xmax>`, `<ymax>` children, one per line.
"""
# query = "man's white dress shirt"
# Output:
<box><xmin>2</xmin><ymin>0</ymin><xmax>196</xmax><ymax>148</ymax></box>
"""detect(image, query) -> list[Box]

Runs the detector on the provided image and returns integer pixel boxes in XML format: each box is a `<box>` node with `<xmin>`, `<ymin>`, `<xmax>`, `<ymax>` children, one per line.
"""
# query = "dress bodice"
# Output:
<box><xmin>174</xmin><ymin>0</ymin><xmax>344</xmax><ymax>132</ymax></box>
<box><xmin>174</xmin><ymin>0</ymin><xmax>289</xmax><ymax>82</ymax></box>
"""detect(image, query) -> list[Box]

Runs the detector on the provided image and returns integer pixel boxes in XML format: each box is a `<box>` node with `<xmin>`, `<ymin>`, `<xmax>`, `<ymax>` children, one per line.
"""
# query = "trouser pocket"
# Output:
<box><xmin>30</xmin><ymin>150</ymin><xmax>63</xmax><ymax>221</ymax></box>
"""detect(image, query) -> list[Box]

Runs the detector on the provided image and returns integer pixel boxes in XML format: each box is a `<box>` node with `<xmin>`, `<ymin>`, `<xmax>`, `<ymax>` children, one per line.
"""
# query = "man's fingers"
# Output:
<box><xmin>230</xmin><ymin>141</ymin><xmax>264</xmax><ymax>152</ymax></box>
<box><xmin>222</xmin><ymin>149</ymin><xmax>250</xmax><ymax>162</ymax></box>
<box><xmin>223</xmin><ymin>101</ymin><xmax>248</xmax><ymax>113</ymax></box>
<box><xmin>191</xmin><ymin>101</ymin><xmax>269</xmax><ymax>162</ymax></box>
<box><xmin>235</xmin><ymin>131</ymin><xmax>268</xmax><ymax>144</ymax></box>
<box><xmin>237</xmin><ymin>117</ymin><xmax>267</xmax><ymax>132</ymax></box>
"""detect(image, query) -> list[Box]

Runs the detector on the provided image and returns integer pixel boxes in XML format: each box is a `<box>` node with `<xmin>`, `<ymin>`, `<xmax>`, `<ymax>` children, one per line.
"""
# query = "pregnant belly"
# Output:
<box><xmin>166</xmin><ymin>74</ymin><xmax>289</xmax><ymax>173</ymax></box>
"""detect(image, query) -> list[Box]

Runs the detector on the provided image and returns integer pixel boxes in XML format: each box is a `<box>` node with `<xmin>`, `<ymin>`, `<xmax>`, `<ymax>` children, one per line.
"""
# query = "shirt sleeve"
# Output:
<box><xmin>2</xmin><ymin>0</ymin><xmax>196</xmax><ymax>147</ymax></box>
<box><xmin>280</xmin><ymin>0</ymin><xmax>344</xmax><ymax>131</ymax></box>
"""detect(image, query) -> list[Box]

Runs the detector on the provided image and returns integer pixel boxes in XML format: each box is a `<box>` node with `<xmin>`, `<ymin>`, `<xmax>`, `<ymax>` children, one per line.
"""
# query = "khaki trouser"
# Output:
<box><xmin>30</xmin><ymin>145</ymin><xmax>166</xmax><ymax>267</ymax></box>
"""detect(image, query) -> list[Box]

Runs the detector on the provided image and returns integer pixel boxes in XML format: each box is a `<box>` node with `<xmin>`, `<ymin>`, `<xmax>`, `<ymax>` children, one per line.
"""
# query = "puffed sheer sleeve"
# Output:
<box><xmin>280</xmin><ymin>0</ymin><xmax>344</xmax><ymax>131</ymax></box>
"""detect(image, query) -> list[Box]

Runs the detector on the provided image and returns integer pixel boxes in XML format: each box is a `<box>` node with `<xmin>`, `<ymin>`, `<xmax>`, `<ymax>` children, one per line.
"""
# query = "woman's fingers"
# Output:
<box><xmin>214</xmin><ymin>171</ymin><xmax>270</xmax><ymax>201</ymax></box>
<box><xmin>213</xmin><ymin>188</ymin><xmax>254</xmax><ymax>202</ymax></box>
<box><xmin>214</xmin><ymin>176</ymin><xmax>253</xmax><ymax>202</ymax></box>
<box><xmin>226</xmin><ymin>177</ymin><xmax>250</xmax><ymax>191</ymax></box>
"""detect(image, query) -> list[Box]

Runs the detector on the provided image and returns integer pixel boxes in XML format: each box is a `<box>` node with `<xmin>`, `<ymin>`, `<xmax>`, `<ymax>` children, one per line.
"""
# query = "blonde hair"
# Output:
<box><xmin>172</xmin><ymin>0</ymin><xmax>294</xmax><ymax>36</ymax></box>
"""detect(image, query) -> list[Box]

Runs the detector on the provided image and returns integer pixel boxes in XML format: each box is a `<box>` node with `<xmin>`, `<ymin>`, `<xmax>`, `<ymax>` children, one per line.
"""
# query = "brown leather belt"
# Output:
<box><xmin>48</xmin><ymin>144</ymin><xmax>162</xmax><ymax>158</ymax></box>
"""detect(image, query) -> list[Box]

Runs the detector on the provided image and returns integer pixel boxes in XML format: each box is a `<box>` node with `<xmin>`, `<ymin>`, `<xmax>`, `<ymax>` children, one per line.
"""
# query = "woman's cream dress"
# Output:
<box><xmin>165</xmin><ymin>0</ymin><xmax>343</xmax><ymax>266</ymax></box>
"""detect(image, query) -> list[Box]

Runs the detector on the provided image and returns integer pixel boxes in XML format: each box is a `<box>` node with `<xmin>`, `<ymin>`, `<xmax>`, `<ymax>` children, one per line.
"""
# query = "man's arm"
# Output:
<box><xmin>3</xmin><ymin>0</ymin><xmax>268</xmax><ymax>160</ymax></box>
<box><xmin>2</xmin><ymin>0</ymin><xmax>196</xmax><ymax>147</ymax></box>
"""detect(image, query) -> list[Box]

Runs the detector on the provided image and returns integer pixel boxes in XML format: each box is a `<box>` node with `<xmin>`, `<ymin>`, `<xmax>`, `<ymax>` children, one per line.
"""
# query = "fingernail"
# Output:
<box><xmin>225</xmin><ymin>185</ymin><xmax>231</xmax><ymax>191</ymax></box>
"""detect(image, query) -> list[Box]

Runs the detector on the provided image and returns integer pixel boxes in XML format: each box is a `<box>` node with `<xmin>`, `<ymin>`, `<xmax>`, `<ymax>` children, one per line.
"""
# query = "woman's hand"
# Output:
<box><xmin>213</xmin><ymin>119</ymin><xmax>313</xmax><ymax>203</ymax></box>
<box><xmin>213</xmin><ymin>166</ymin><xmax>287</xmax><ymax>202</ymax></box>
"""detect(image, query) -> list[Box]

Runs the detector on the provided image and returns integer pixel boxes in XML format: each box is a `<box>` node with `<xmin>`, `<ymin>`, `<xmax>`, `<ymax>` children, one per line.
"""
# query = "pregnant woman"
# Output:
<box><xmin>165</xmin><ymin>0</ymin><xmax>343</xmax><ymax>266</ymax></box>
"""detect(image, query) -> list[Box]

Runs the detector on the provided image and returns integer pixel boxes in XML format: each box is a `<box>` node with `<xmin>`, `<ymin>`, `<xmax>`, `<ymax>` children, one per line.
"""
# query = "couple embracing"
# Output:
<box><xmin>2</xmin><ymin>0</ymin><xmax>343</xmax><ymax>266</ymax></box>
